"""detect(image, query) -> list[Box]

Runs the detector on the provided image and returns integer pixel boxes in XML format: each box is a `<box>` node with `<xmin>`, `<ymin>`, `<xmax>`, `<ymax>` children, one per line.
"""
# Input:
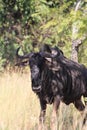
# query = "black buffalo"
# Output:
<box><xmin>16</xmin><ymin>44</ymin><xmax>87</xmax><ymax>129</ymax></box>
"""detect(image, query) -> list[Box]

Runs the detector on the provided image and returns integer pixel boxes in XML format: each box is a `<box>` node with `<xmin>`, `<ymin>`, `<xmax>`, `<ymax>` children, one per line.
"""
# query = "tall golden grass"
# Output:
<box><xmin>0</xmin><ymin>72</ymin><xmax>86</xmax><ymax>130</ymax></box>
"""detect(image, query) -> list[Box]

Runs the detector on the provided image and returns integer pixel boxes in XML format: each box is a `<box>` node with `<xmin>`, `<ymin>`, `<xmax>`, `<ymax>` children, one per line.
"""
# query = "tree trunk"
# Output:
<box><xmin>71</xmin><ymin>0</ymin><xmax>82</xmax><ymax>62</ymax></box>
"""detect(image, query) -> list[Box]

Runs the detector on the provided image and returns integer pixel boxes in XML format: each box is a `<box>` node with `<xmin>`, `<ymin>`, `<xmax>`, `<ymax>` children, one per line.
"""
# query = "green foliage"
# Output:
<box><xmin>0</xmin><ymin>0</ymin><xmax>87</xmax><ymax>71</ymax></box>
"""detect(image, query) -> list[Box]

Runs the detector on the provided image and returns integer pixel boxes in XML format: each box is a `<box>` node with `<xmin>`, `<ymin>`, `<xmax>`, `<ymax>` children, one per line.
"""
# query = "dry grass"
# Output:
<box><xmin>0</xmin><ymin>72</ymin><xmax>86</xmax><ymax>130</ymax></box>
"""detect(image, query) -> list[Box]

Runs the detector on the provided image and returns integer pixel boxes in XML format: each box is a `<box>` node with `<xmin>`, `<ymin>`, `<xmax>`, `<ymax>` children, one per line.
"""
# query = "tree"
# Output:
<box><xmin>0</xmin><ymin>0</ymin><xmax>87</xmax><ymax>71</ymax></box>
<box><xmin>71</xmin><ymin>0</ymin><xmax>87</xmax><ymax>62</ymax></box>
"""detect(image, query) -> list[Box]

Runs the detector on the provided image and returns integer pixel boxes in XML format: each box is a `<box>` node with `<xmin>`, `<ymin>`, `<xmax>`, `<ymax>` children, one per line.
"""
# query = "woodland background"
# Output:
<box><xmin>0</xmin><ymin>0</ymin><xmax>87</xmax><ymax>71</ymax></box>
<box><xmin>0</xmin><ymin>1</ymin><xmax>87</xmax><ymax>130</ymax></box>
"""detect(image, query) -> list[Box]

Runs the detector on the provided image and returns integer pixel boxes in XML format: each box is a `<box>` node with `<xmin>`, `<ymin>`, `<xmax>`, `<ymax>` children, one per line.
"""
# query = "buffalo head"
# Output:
<box><xmin>16</xmin><ymin>44</ymin><xmax>63</xmax><ymax>92</ymax></box>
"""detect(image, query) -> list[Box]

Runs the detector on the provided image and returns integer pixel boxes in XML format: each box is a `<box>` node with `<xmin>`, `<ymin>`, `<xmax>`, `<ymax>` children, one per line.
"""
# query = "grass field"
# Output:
<box><xmin>0</xmin><ymin>72</ymin><xmax>86</xmax><ymax>130</ymax></box>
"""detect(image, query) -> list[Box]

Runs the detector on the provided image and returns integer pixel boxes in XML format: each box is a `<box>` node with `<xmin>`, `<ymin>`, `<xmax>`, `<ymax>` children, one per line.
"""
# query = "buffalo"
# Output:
<box><xmin>16</xmin><ymin>44</ymin><xmax>87</xmax><ymax>130</ymax></box>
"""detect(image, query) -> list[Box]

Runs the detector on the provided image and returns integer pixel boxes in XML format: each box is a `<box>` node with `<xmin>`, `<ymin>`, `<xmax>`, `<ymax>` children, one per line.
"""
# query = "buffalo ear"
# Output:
<box><xmin>52</xmin><ymin>47</ymin><xmax>64</xmax><ymax>57</ymax></box>
<box><xmin>52</xmin><ymin>49</ymin><xmax>58</xmax><ymax>56</ymax></box>
<box><xmin>45</xmin><ymin>57</ymin><xmax>52</xmax><ymax>62</ymax></box>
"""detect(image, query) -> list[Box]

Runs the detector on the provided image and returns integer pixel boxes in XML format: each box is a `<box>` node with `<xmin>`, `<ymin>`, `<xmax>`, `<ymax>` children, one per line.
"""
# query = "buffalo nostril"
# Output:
<box><xmin>32</xmin><ymin>86</ymin><xmax>41</xmax><ymax>92</ymax></box>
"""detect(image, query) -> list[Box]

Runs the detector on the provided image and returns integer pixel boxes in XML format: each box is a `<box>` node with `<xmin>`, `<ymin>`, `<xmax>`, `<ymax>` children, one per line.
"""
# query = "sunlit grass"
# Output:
<box><xmin>0</xmin><ymin>72</ymin><xmax>86</xmax><ymax>130</ymax></box>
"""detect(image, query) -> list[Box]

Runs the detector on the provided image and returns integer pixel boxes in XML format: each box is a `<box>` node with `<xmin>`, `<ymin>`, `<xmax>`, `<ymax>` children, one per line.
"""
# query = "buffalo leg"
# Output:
<box><xmin>83</xmin><ymin>97</ymin><xmax>87</xmax><ymax>126</ymax></box>
<box><xmin>74</xmin><ymin>99</ymin><xmax>85</xmax><ymax>111</ymax></box>
<box><xmin>51</xmin><ymin>95</ymin><xmax>60</xmax><ymax>130</ymax></box>
<box><xmin>38</xmin><ymin>100</ymin><xmax>47</xmax><ymax>130</ymax></box>
<box><xmin>83</xmin><ymin>114</ymin><xmax>87</xmax><ymax>125</ymax></box>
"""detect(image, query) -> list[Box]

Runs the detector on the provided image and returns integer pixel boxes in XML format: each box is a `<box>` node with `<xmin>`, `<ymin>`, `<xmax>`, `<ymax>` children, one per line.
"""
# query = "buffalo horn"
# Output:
<box><xmin>16</xmin><ymin>47</ymin><xmax>33</xmax><ymax>59</ymax></box>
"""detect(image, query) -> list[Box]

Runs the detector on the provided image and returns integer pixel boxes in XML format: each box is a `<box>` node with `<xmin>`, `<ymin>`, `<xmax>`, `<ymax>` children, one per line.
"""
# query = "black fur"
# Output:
<box><xmin>28</xmin><ymin>45</ymin><xmax>87</xmax><ymax>110</ymax></box>
<box><xmin>16</xmin><ymin>44</ymin><xmax>87</xmax><ymax>111</ymax></box>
